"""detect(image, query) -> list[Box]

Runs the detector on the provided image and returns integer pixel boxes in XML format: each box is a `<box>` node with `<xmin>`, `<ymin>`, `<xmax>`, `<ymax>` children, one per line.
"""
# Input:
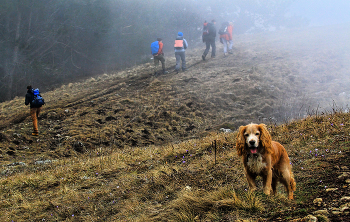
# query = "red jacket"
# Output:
<box><xmin>220</xmin><ymin>24</ymin><xmax>233</xmax><ymax>41</ymax></box>
<box><xmin>157</xmin><ymin>41</ymin><xmax>164</xmax><ymax>55</ymax></box>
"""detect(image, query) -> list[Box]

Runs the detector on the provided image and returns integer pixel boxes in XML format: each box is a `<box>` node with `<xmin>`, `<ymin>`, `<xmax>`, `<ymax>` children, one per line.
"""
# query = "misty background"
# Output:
<box><xmin>0</xmin><ymin>0</ymin><xmax>349</xmax><ymax>103</ymax></box>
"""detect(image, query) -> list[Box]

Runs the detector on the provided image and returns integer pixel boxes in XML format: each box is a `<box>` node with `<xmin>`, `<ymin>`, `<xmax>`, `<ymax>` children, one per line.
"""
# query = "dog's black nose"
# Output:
<box><xmin>249</xmin><ymin>140</ymin><xmax>255</xmax><ymax>146</ymax></box>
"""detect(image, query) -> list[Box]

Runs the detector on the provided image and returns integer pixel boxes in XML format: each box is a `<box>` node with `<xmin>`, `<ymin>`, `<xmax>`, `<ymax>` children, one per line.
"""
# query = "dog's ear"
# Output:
<box><xmin>259</xmin><ymin>124</ymin><xmax>273</xmax><ymax>154</ymax></box>
<box><xmin>235</xmin><ymin>125</ymin><xmax>246</xmax><ymax>156</ymax></box>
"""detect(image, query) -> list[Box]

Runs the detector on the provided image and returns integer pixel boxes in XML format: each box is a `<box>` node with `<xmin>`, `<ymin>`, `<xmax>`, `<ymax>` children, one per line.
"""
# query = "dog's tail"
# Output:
<box><xmin>290</xmin><ymin>172</ymin><xmax>296</xmax><ymax>191</ymax></box>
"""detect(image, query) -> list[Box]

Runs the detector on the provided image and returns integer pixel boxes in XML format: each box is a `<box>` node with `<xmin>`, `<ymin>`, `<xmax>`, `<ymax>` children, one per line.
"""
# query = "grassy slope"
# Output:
<box><xmin>1</xmin><ymin>25</ymin><xmax>350</xmax><ymax>221</ymax></box>
<box><xmin>1</xmin><ymin>111</ymin><xmax>350</xmax><ymax>221</ymax></box>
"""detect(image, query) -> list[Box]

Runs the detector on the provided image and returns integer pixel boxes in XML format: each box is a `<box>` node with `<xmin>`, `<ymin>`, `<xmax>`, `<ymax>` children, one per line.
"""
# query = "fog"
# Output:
<box><xmin>289</xmin><ymin>0</ymin><xmax>350</xmax><ymax>26</ymax></box>
<box><xmin>0</xmin><ymin>0</ymin><xmax>349</xmax><ymax>110</ymax></box>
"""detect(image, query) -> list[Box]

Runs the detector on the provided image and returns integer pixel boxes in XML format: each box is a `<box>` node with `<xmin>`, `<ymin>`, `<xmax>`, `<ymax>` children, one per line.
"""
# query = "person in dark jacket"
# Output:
<box><xmin>202</xmin><ymin>19</ymin><xmax>217</xmax><ymax>60</ymax></box>
<box><xmin>25</xmin><ymin>85</ymin><xmax>44</xmax><ymax>136</ymax></box>
<box><xmin>174</xmin><ymin>32</ymin><xmax>188</xmax><ymax>73</ymax></box>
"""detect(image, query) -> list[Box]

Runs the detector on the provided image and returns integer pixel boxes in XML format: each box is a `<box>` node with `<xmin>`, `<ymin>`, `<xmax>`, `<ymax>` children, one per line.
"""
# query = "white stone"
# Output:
<box><xmin>340</xmin><ymin>196</ymin><xmax>350</xmax><ymax>202</ymax></box>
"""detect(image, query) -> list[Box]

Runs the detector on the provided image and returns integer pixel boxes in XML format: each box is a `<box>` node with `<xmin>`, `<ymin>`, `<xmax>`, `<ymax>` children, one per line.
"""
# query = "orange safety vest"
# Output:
<box><xmin>174</xmin><ymin>40</ymin><xmax>184</xmax><ymax>48</ymax></box>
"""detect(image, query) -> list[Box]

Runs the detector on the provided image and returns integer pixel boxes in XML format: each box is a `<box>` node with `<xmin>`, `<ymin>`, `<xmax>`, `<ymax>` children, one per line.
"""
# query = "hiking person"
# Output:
<box><xmin>174</xmin><ymin>32</ymin><xmax>188</xmax><ymax>73</ymax></box>
<box><xmin>219</xmin><ymin>21</ymin><xmax>233</xmax><ymax>56</ymax></box>
<box><xmin>151</xmin><ymin>38</ymin><xmax>168</xmax><ymax>75</ymax></box>
<box><xmin>202</xmin><ymin>20</ymin><xmax>208</xmax><ymax>42</ymax></box>
<box><xmin>25</xmin><ymin>85</ymin><xmax>45</xmax><ymax>136</ymax></box>
<box><xmin>202</xmin><ymin>19</ymin><xmax>217</xmax><ymax>60</ymax></box>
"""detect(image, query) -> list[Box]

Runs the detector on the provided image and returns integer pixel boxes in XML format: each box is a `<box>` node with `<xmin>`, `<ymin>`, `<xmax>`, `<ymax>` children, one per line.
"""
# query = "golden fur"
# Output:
<box><xmin>236</xmin><ymin>123</ymin><xmax>296</xmax><ymax>199</ymax></box>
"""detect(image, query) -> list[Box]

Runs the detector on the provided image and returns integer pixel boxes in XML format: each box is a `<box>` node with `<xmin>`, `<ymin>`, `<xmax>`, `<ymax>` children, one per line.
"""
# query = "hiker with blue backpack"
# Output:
<box><xmin>174</xmin><ymin>32</ymin><xmax>188</xmax><ymax>73</ymax></box>
<box><xmin>25</xmin><ymin>85</ymin><xmax>45</xmax><ymax>136</ymax></box>
<box><xmin>151</xmin><ymin>38</ymin><xmax>168</xmax><ymax>75</ymax></box>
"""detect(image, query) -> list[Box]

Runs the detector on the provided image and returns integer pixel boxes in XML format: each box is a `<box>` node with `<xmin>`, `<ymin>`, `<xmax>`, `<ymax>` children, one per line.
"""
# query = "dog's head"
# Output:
<box><xmin>235</xmin><ymin>123</ymin><xmax>272</xmax><ymax>156</ymax></box>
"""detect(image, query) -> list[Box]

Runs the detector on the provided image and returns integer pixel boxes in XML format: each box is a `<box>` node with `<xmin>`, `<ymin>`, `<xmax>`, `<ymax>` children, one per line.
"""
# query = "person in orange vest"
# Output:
<box><xmin>219</xmin><ymin>22</ymin><xmax>234</xmax><ymax>56</ymax></box>
<box><xmin>174</xmin><ymin>32</ymin><xmax>188</xmax><ymax>73</ymax></box>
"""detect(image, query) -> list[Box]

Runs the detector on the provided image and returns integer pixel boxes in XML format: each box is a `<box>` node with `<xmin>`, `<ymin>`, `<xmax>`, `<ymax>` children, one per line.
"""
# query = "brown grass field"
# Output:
<box><xmin>1</xmin><ymin>24</ymin><xmax>350</xmax><ymax>221</ymax></box>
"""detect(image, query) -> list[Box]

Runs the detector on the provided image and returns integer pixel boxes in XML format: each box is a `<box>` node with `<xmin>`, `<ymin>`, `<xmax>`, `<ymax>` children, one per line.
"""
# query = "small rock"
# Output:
<box><xmin>303</xmin><ymin>215</ymin><xmax>317</xmax><ymax>222</ymax></box>
<box><xmin>35</xmin><ymin>160</ymin><xmax>44</xmax><ymax>165</ymax></box>
<box><xmin>7</xmin><ymin>162</ymin><xmax>26</xmax><ymax>167</ymax></box>
<box><xmin>194</xmin><ymin>215</ymin><xmax>200</xmax><ymax>222</ymax></box>
<box><xmin>332</xmin><ymin>210</ymin><xmax>342</xmax><ymax>215</ymax></box>
<box><xmin>35</xmin><ymin>160</ymin><xmax>52</xmax><ymax>165</ymax></box>
<box><xmin>326</xmin><ymin>188</ymin><xmax>338</xmax><ymax>192</ymax></box>
<box><xmin>313</xmin><ymin>198</ymin><xmax>323</xmax><ymax>206</ymax></box>
<box><xmin>184</xmin><ymin>186</ymin><xmax>192</xmax><ymax>191</ymax></box>
<box><xmin>340</xmin><ymin>205</ymin><xmax>349</xmax><ymax>212</ymax></box>
<box><xmin>219</xmin><ymin>128</ymin><xmax>232</xmax><ymax>133</ymax></box>
<box><xmin>338</xmin><ymin>172</ymin><xmax>349</xmax><ymax>179</ymax></box>
<box><xmin>341</xmin><ymin>166</ymin><xmax>349</xmax><ymax>170</ymax></box>
<box><xmin>341</xmin><ymin>196</ymin><xmax>350</xmax><ymax>202</ymax></box>
<box><xmin>314</xmin><ymin>209</ymin><xmax>328</xmax><ymax>215</ymax></box>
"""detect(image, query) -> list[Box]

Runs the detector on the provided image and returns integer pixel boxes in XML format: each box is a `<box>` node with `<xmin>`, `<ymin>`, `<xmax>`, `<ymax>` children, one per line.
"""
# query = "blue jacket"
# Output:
<box><xmin>174</xmin><ymin>36</ymin><xmax>188</xmax><ymax>53</ymax></box>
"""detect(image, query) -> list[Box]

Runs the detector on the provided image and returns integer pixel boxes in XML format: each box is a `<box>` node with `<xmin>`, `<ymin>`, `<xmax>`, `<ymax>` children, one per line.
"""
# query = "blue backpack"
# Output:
<box><xmin>151</xmin><ymin>41</ymin><xmax>159</xmax><ymax>55</ymax></box>
<box><xmin>31</xmin><ymin>88</ymin><xmax>45</xmax><ymax>106</ymax></box>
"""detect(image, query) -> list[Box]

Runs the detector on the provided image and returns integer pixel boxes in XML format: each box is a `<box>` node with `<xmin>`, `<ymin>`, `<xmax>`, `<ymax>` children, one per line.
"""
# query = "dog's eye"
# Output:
<box><xmin>244</xmin><ymin>133</ymin><xmax>248</xmax><ymax>137</ymax></box>
<box><xmin>255</xmin><ymin>132</ymin><xmax>260</xmax><ymax>136</ymax></box>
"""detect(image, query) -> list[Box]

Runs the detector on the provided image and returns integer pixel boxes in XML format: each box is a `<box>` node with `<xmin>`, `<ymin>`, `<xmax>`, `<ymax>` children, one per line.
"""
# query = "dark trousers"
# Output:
<box><xmin>175</xmin><ymin>51</ymin><xmax>186</xmax><ymax>71</ymax></box>
<box><xmin>153</xmin><ymin>54</ymin><xmax>165</xmax><ymax>72</ymax></box>
<box><xmin>203</xmin><ymin>39</ymin><xmax>216</xmax><ymax>58</ymax></box>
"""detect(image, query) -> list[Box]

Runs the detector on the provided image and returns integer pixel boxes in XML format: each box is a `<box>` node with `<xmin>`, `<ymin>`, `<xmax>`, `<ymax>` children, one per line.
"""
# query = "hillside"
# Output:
<box><xmin>1</xmin><ymin>25</ymin><xmax>350</xmax><ymax>221</ymax></box>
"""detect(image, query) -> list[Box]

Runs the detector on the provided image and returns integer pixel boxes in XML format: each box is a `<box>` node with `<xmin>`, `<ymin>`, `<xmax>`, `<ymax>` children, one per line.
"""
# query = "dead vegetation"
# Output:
<box><xmin>1</xmin><ymin>25</ymin><xmax>350</xmax><ymax>221</ymax></box>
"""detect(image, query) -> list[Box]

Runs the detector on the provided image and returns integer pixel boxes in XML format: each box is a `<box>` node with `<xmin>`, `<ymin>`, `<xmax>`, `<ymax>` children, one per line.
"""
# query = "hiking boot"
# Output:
<box><xmin>182</xmin><ymin>68</ymin><xmax>186</xmax><ymax>72</ymax></box>
<box><xmin>202</xmin><ymin>55</ymin><xmax>206</xmax><ymax>61</ymax></box>
<box><xmin>163</xmin><ymin>70</ymin><xmax>169</xmax><ymax>74</ymax></box>
<box><xmin>174</xmin><ymin>69</ymin><xmax>179</xmax><ymax>74</ymax></box>
<box><xmin>211</xmin><ymin>55</ymin><xmax>215</xmax><ymax>58</ymax></box>
<box><xmin>32</xmin><ymin>132</ymin><xmax>39</xmax><ymax>136</ymax></box>
<box><xmin>228</xmin><ymin>52</ymin><xmax>233</xmax><ymax>54</ymax></box>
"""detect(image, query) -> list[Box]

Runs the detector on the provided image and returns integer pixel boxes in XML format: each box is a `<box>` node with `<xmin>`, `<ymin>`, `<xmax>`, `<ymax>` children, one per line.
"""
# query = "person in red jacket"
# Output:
<box><xmin>153</xmin><ymin>38</ymin><xmax>168</xmax><ymax>75</ymax></box>
<box><xmin>219</xmin><ymin>22</ymin><xmax>234</xmax><ymax>56</ymax></box>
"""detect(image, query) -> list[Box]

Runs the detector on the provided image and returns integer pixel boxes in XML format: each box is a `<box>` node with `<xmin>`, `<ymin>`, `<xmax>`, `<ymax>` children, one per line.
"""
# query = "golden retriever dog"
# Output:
<box><xmin>236</xmin><ymin>123</ymin><xmax>296</xmax><ymax>199</ymax></box>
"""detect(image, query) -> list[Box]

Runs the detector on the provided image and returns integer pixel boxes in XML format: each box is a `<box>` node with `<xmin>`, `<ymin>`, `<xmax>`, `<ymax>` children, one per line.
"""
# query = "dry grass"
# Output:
<box><xmin>1</xmin><ymin>25</ymin><xmax>350</xmax><ymax>221</ymax></box>
<box><xmin>1</xmin><ymin>110</ymin><xmax>350</xmax><ymax>221</ymax></box>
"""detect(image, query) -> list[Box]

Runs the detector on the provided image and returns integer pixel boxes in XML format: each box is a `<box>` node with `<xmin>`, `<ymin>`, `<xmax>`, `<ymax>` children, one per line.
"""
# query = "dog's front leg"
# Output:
<box><xmin>262</xmin><ymin>167</ymin><xmax>272</xmax><ymax>195</ymax></box>
<box><xmin>245</xmin><ymin>170</ymin><xmax>257</xmax><ymax>191</ymax></box>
